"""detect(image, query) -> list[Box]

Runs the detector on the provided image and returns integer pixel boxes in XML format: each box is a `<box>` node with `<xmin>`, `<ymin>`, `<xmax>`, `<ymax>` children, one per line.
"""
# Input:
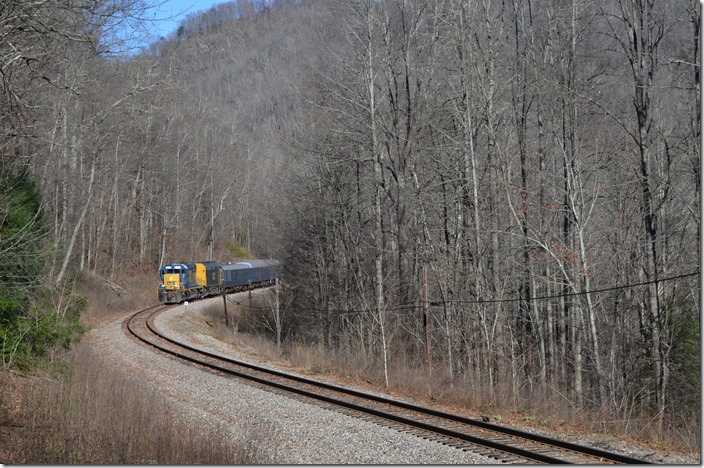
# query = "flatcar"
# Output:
<box><xmin>158</xmin><ymin>259</ymin><xmax>279</xmax><ymax>304</ymax></box>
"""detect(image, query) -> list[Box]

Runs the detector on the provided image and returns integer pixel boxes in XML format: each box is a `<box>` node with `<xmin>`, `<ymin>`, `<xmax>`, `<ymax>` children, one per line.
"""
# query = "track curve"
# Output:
<box><xmin>125</xmin><ymin>305</ymin><xmax>651</xmax><ymax>465</ymax></box>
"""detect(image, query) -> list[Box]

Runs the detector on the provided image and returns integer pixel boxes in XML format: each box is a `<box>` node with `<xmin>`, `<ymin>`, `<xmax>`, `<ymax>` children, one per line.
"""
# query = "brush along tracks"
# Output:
<box><xmin>125</xmin><ymin>306</ymin><xmax>650</xmax><ymax>465</ymax></box>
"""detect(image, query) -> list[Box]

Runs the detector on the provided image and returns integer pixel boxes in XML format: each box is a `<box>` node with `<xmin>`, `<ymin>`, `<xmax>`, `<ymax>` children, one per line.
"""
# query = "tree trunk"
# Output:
<box><xmin>55</xmin><ymin>154</ymin><xmax>97</xmax><ymax>286</ymax></box>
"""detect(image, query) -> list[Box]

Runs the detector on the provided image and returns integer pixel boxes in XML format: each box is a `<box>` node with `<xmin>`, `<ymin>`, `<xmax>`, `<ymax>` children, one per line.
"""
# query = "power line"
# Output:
<box><xmin>428</xmin><ymin>271</ymin><xmax>700</xmax><ymax>306</ymax></box>
<box><xmin>288</xmin><ymin>270</ymin><xmax>700</xmax><ymax>315</ymax></box>
<box><xmin>227</xmin><ymin>271</ymin><xmax>699</xmax><ymax>315</ymax></box>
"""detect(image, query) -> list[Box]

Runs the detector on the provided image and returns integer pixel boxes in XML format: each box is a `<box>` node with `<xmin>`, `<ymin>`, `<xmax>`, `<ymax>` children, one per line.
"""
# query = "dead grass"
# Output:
<box><xmin>2</xmin><ymin>343</ymin><xmax>270</xmax><ymax>464</ymax></box>
<box><xmin>1</xmin><ymin>279</ymin><xmax>277</xmax><ymax>464</ymax></box>
<box><xmin>75</xmin><ymin>270</ymin><xmax>156</xmax><ymax>326</ymax></box>
<box><xmin>198</xmin><ymin>294</ymin><xmax>700</xmax><ymax>455</ymax></box>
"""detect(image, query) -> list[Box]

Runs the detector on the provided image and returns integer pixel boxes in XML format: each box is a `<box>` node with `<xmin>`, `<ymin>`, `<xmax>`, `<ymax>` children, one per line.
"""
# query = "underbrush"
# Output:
<box><xmin>201</xmin><ymin>296</ymin><xmax>700</xmax><ymax>454</ymax></box>
<box><xmin>3</xmin><ymin>343</ymin><xmax>269</xmax><ymax>464</ymax></box>
<box><xmin>75</xmin><ymin>270</ymin><xmax>155</xmax><ymax>324</ymax></box>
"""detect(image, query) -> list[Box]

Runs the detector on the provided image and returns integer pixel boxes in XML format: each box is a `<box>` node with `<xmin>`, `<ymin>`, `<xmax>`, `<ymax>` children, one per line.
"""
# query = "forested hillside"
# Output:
<box><xmin>0</xmin><ymin>0</ymin><xmax>699</xmax><ymax>447</ymax></box>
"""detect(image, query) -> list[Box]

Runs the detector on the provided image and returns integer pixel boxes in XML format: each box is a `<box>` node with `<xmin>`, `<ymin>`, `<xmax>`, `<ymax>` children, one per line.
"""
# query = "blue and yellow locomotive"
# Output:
<box><xmin>158</xmin><ymin>259</ymin><xmax>279</xmax><ymax>304</ymax></box>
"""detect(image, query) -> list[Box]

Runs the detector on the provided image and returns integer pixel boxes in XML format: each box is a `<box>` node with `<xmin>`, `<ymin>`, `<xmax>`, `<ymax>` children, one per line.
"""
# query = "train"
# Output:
<box><xmin>158</xmin><ymin>259</ymin><xmax>280</xmax><ymax>304</ymax></box>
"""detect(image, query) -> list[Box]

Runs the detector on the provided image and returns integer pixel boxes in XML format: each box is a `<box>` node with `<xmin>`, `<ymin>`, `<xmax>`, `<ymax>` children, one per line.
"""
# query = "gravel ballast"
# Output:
<box><xmin>86</xmin><ymin>294</ymin><xmax>699</xmax><ymax>464</ymax></box>
<box><xmin>86</xmin><ymin>296</ymin><xmax>500</xmax><ymax>464</ymax></box>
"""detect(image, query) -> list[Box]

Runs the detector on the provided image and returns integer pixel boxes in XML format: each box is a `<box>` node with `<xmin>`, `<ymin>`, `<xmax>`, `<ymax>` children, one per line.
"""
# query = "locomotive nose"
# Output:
<box><xmin>163</xmin><ymin>274</ymin><xmax>180</xmax><ymax>290</ymax></box>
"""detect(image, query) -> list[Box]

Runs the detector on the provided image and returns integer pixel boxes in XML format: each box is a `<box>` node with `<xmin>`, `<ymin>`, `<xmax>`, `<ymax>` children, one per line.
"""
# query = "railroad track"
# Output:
<box><xmin>125</xmin><ymin>305</ymin><xmax>651</xmax><ymax>465</ymax></box>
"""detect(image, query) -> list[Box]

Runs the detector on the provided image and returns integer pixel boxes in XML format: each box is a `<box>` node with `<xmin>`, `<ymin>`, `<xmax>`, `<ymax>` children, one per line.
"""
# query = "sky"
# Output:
<box><xmin>145</xmin><ymin>0</ymin><xmax>227</xmax><ymax>40</ymax></box>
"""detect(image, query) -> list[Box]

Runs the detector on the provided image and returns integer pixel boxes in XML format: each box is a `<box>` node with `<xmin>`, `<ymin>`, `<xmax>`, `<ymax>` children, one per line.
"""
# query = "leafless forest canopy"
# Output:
<box><xmin>0</xmin><ymin>0</ymin><xmax>700</xmax><ymax>437</ymax></box>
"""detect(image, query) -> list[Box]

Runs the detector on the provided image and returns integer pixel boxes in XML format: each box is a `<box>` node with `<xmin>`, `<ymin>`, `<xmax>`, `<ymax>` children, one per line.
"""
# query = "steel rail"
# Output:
<box><xmin>126</xmin><ymin>306</ymin><xmax>652</xmax><ymax>465</ymax></box>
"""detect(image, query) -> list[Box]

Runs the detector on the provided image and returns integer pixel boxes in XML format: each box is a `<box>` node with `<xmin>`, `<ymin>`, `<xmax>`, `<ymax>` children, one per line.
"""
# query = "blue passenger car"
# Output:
<box><xmin>222</xmin><ymin>259</ymin><xmax>279</xmax><ymax>293</ymax></box>
<box><xmin>221</xmin><ymin>262</ymin><xmax>250</xmax><ymax>290</ymax></box>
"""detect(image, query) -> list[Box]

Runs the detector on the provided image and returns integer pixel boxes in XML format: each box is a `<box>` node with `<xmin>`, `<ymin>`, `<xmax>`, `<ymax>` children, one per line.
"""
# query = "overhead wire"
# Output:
<box><xmin>428</xmin><ymin>271</ymin><xmax>700</xmax><ymax>306</ymax></box>
<box><xmin>273</xmin><ymin>270</ymin><xmax>700</xmax><ymax>315</ymax></box>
